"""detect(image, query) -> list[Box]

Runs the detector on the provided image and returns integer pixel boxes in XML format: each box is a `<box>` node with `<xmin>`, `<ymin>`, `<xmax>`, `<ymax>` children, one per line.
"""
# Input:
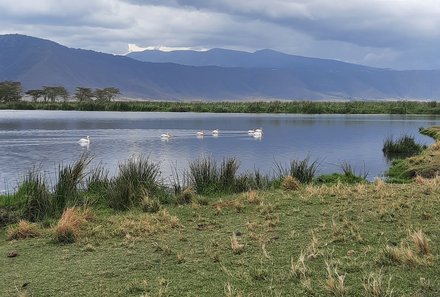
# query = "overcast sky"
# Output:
<box><xmin>1</xmin><ymin>0</ymin><xmax>439</xmax><ymax>69</ymax></box>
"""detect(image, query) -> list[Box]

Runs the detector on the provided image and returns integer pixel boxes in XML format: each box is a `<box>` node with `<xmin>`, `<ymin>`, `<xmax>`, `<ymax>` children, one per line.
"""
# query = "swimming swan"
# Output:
<box><xmin>161</xmin><ymin>132</ymin><xmax>171</xmax><ymax>138</ymax></box>
<box><xmin>78</xmin><ymin>136</ymin><xmax>90</xmax><ymax>144</ymax></box>
<box><xmin>196</xmin><ymin>131</ymin><xmax>205</xmax><ymax>136</ymax></box>
<box><xmin>212</xmin><ymin>129</ymin><xmax>219</xmax><ymax>135</ymax></box>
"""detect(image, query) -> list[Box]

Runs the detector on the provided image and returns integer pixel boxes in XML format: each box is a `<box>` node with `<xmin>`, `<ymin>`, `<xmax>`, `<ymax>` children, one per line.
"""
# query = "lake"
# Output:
<box><xmin>1</xmin><ymin>110</ymin><xmax>439</xmax><ymax>193</ymax></box>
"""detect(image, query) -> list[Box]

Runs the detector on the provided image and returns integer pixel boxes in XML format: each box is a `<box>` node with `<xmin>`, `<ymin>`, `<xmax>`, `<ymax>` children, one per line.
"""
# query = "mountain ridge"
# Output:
<box><xmin>1</xmin><ymin>34</ymin><xmax>440</xmax><ymax>100</ymax></box>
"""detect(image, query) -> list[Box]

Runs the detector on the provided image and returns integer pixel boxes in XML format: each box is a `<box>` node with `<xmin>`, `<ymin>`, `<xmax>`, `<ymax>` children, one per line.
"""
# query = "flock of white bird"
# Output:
<box><xmin>161</xmin><ymin>128</ymin><xmax>263</xmax><ymax>139</ymax></box>
<box><xmin>78</xmin><ymin>128</ymin><xmax>263</xmax><ymax>145</ymax></box>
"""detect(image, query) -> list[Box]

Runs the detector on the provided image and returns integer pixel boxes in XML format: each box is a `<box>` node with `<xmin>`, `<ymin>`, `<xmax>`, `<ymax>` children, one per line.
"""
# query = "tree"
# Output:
<box><xmin>25</xmin><ymin>89</ymin><xmax>45</xmax><ymax>102</ymax></box>
<box><xmin>95</xmin><ymin>87</ymin><xmax>120</xmax><ymax>102</ymax></box>
<box><xmin>43</xmin><ymin>86</ymin><xmax>69</xmax><ymax>102</ymax></box>
<box><xmin>74</xmin><ymin>87</ymin><xmax>94</xmax><ymax>102</ymax></box>
<box><xmin>0</xmin><ymin>81</ymin><xmax>22</xmax><ymax>103</ymax></box>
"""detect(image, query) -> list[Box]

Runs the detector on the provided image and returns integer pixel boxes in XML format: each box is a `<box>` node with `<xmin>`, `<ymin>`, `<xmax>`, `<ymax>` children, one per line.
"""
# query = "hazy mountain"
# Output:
<box><xmin>127</xmin><ymin>48</ymin><xmax>371</xmax><ymax>72</ymax></box>
<box><xmin>1</xmin><ymin>34</ymin><xmax>440</xmax><ymax>100</ymax></box>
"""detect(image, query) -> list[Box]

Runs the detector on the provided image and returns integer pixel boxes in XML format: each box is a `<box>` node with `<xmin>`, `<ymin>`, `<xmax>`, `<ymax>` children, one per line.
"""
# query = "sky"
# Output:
<box><xmin>1</xmin><ymin>0</ymin><xmax>440</xmax><ymax>70</ymax></box>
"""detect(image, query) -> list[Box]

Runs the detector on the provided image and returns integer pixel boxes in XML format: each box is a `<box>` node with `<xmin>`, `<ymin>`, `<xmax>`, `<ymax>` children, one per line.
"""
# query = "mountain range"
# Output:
<box><xmin>1</xmin><ymin>34</ymin><xmax>440</xmax><ymax>100</ymax></box>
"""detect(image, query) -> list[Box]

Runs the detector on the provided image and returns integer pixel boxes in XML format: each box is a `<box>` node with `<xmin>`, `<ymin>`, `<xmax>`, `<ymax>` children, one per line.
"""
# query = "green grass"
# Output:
<box><xmin>1</xmin><ymin>181</ymin><xmax>439</xmax><ymax>296</ymax></box>
<box><xmin>2</xmin><ymin>100</ymin><xmax>440</xmax><ymax>114</ymax></box>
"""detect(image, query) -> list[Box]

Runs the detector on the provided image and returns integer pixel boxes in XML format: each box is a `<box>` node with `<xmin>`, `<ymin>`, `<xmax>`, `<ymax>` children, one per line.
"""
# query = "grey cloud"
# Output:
<box><xmin>1</xmin><ymin>0</ymin><xmax>440</xmax><ymax>69</ymax></box>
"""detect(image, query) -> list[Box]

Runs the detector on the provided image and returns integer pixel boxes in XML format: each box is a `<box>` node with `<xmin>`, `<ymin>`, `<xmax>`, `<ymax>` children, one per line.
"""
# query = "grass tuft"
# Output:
<box><xmin>281</xmin><ymin>175</ymin><xmax>300</xmax><ymax>190</ymax></box>
<box><xmin>107</xmin><ymin>155</ymin><xmax>162</xmax><ymax>210</ymax></box>
<box><xmin>383</xmin><ymin>134</ymin><xmax>425</xmax><ymax>159</ymax></box>
<box><xmin>363</xmin><ymin>269</ymin><xmax>394</xmax><ymax>297</ymax></box>
<box><xmin>325</xmin><ymin>261</ymin><xmax>347</xmax><ymax>296</ymax></box>
<box><xmin>54</xmin><ymin>207</ymin><xmax>87</xmax><ymax>243</ymax></box>
<box><xmin>7</xmin><ymin>220</ymin><xmax>40</xmax><ymax>240</ymax></box>
<box><xmin>54</xmin><ymin>153</ymin><xmax>91</xmax><ymax>213</ymax></box>
<box><xmin>18</xmin><ymin>169</ymin><xmax>52</xmax><ymax>221</ymax></box>
<box><xmin>230</xmin><ymin>232</ymin><xmax>245</xmax><ymax>254</ymax></box>
<box><xmin>276</xmin><ymin>157</ymin><xmax>318</xmax><ymax>184</ymax></box>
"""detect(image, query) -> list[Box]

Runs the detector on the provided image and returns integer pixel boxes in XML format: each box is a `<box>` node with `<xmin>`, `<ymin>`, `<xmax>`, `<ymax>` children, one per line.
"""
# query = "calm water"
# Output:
<box><xmin>1</xmin><ymin>110</ymin><xmax>439</xmax><ymax>193</ymax></box>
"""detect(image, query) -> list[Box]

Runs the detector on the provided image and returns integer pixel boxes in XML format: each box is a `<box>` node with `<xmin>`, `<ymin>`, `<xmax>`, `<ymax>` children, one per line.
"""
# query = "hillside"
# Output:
<box><xmin>1</xmin><ymin>34</ymin><xmax>440</xmax><ymax>100</ymax></box>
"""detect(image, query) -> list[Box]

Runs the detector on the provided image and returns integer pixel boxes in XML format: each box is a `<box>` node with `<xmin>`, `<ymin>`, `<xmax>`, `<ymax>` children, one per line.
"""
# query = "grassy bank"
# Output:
<box><xmin>386</xmin><ymin>127</ymin><xmax>440</xmax><ymax>182</ymax></box>
<box><xmin>1</xmin><ymin>181</ymin><xmax>439</xmax><ymax>296</ymax></box>
<box><xmin>2</xmin><ymin>100</ymin><xmax>440</xmax><ymax>114</ymax></box>
<box><xmin>1</xmin><ymin>129</ymin><xmax>440</xmax><ymax>296</ymax></box>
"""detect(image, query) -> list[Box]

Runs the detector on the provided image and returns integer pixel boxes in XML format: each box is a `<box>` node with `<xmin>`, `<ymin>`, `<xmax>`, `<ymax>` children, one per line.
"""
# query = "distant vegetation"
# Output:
<box><xmin>2</xmin><ymin>80</ymin><xmax>440</xmax><ymax>114</ymax></box>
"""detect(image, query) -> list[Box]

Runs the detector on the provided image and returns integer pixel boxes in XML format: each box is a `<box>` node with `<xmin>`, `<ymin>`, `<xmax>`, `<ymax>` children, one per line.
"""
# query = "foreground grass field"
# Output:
<box><xmin>1</xmin><ymin>180</ymin><xmax>439</xmax><ymax>296</ymax></box>
<box><xmin>1</xmin><ymin>127</ymin><xmax>440</xmax><ymax>296</ymax></box>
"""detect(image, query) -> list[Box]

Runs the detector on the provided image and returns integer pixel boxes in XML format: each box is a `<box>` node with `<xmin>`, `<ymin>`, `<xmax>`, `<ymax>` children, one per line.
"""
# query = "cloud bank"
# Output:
<box><xmin>1</xmin><ymin>0</ymin><xmax>439</xmax><ymax>69</ymax></box>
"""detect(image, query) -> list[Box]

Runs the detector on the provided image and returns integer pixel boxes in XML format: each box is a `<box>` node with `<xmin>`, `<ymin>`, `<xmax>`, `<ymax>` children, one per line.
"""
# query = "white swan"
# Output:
<box><xmin>212</xmin><ymin>129</ymin><xmax>219</xmax><ymax>136</ymax></box>
<box><xmin>248</xmin><ymin>129</ymin><xmax>255</xmax><ymax>134</ymax></box>
<box><xmin>78</xmin><ymin>136</ymin><xmax>90</xmax><ymax>144</ymax></box>
<box><xmin>161</xmin><ymin>132</ymin><xmax>171</xmax><ymax>139</ymax></box>
<box><xmin>253</xmin><ymin>131</ymin><xmax>263</xmax><ymax>138</ymax></box>
<box><xmin>196</xmin><ymin>131</ymin><xmax>205</xmax><ymax>136</ymax></box>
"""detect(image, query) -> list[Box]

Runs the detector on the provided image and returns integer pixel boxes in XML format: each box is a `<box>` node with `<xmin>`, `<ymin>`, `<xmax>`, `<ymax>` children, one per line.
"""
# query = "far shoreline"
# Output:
<box><xmin>1</xmin><ymin>100</ymin><xmax>440</xmax><ymax>115</ymax></box>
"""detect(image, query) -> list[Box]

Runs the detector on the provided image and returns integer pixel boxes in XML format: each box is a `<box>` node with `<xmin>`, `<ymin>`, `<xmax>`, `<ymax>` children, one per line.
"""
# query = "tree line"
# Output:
<box><xmin>0</xmin><ymin>81</ymin><xmax>120</xmax><ymax>103</ymax></box>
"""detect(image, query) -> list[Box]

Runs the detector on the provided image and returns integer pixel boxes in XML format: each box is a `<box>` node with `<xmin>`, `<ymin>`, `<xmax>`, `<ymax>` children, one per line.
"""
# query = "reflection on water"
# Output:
<box><xmin>0</xmin><ymin>110</ymin><xmax>439</xmax><ymax>193</ymax></box>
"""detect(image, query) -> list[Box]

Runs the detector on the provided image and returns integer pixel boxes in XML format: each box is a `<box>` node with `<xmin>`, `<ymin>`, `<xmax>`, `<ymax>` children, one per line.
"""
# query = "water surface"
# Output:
<box><xmin>1</xmin><ymin>110</ymin><xmax>438</xmax><ymax>193</ymax></box>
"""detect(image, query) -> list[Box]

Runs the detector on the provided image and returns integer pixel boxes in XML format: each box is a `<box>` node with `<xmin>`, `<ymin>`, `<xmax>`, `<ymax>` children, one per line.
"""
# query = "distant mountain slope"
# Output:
<box><xmin>1</xmin><ymin>34</ymin><xmax>440</xmax><ymax>100</ymax></box>
<box><xmin>127</xmin><ymin>48</ymin><xmax>371</xmax><ymax>72</ymax></box>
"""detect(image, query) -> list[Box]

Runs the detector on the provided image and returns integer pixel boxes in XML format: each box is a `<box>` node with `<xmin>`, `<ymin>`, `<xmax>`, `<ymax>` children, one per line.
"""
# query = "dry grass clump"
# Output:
<box><xmin>54</xmin><ymin>207</ymin><xmax>87</xmax><ymax>243</ymax></box>
<box><xmin>382</xmin><ymin>230</ymin><xmax>433</xmax><ymax>266</ymax></box>
<box><xmin>363</xmin><ymin>269</ymin><xmax>394</xmax><ymax>297</ymax></box>
<box><xmin>305</xmin><ymin>231</ymin><xmax>322</xmax><ymax>260</ymax></box>
<box><xmin>177</xmin><ymin>187</ymin><xmax>195</xmax><ymax>205</ymax></box>
<box><xmin>325</xmin><ymin>261</ymin><xmax>347</xmax><ymax>296</ymax></box>
<box><xmin>154</xmin><ymin>209</ymin><xmax>180</xmax><ymax>228</ymax></box>
<box><xmin>291</xmin><ymin>251</ymin><xmax>311</xmax><ymax>279</ymax></box>
<box><xmin>244</xmin><ymin>190</ymin><xmax>260</xmax><ymax>204</ymax></box>
<box><xmin>281</xmin><ymin>175</ymin><xmax>300</xmax><ymax>191</ymax></box>
<box><xmin>141</xmin><ymin>195</ymin><xmax>161</xmax><ymax>213</ymax></box>
<box><xmin>410</xmin><ymin>229</ymin><xmax>432</xmax><ymax>256</ymax></box>
<box><xmin>230</xmin><ymin>232</ymin><xmax>245</xmax><ymax>254</ymax></box>
<box><xmin>7</xmin><ymin>220</ymin><xmax>40</xmax><ymax>240</ymax></box>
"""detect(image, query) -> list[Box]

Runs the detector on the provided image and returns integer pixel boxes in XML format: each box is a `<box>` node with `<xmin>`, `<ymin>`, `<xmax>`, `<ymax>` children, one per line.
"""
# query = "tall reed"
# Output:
<box><xmin>382</xmin><ymin>135</ymin><xmax>425</xmax><ymax>159</ymax></box>
<box><xmin>53</xmin><ymin>153</ymin><xmax>91</xmax><ymax>213</ymax></box>
<box><xmin>18</xmin><ymin>169</ymin><xmax>51</xmax><ymax>221</ymax></box>
<box><xmin>107</xmin><ymin>155</ymin><xmax>163</xmax><ymax>210</ymax></box>
<box><xmin>276</xmin><ymin>157</ymin><xmax>319</xmax><ymax>184</ymax></box>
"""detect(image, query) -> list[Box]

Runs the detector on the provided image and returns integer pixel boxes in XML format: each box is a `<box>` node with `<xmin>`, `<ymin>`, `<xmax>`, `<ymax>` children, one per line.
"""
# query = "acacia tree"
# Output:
<box><xmin>74</xmin><ymin>87</ymin><xmax>94</xmax><ymax>102</ymax></box>
<box><xmin>25</xmin><ymin>89</ymin><xmax>45</xmax><ymax>102</ymax></box>
<box><xmin>95</xmin><ymin>87</ymin><xmax>120</xmax><ymax>102</ymax></box>
<box><xmin>0</xmin><ymin>81</ymin><xmax>22</xmax><ymax>103</ymax></box>
<box><xmin>43</xmin><ymin>86</ymin><xmax>69</xmax><ymax>102</ymax></box>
